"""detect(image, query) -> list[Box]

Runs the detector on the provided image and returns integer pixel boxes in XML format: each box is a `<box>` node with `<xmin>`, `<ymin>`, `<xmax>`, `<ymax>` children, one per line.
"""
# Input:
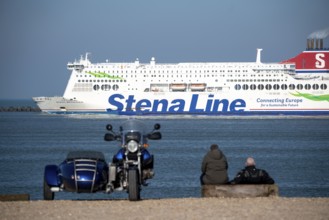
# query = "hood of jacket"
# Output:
<box><xmin>206</xmin><ymin>149</ymin><xmax>224</xmax><ymax>160</ymax></box>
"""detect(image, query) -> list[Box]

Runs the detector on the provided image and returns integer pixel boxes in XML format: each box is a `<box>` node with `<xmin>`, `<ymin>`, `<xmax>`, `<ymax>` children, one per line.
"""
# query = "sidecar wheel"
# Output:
<box><xmin>128</xmin><ymin>169</ymin><xmax>140</xmax><ymax>201</ymax></box>
<box><xmin>43</xmin><ymin>179</ymin><xmax>54</xmax><ymax>200</ymax></box>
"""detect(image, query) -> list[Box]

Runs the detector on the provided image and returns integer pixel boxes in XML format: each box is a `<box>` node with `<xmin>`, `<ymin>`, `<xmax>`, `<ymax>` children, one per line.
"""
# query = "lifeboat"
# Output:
<box><xmin>189</xmin><ymin>83</ymin><xmax>206</xmax><ymax>91</ymax></box>
<box><xmin>150</xmin><ymin>84</ymin><xmax>169</xmax><ymax>92</ymax></box>
<box><xmin>170</xmin><ymin>83</ymin><xmax>187</xmax><ymax>91</ymax></box>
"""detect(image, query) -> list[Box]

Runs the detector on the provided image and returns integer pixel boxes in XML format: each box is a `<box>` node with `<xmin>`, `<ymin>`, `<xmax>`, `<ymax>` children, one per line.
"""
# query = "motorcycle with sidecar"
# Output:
<box><xmin>43</xmin><ymin>119</ymin><xmax>161</xmax><ymax>201</ymax></box>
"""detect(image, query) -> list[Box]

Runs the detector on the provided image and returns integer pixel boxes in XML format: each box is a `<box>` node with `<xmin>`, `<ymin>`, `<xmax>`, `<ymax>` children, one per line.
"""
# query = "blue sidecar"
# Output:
<box><xmin>43</xmin><ymin>150</ymin><xmax>108</xmax><ymax>200</ymax></box>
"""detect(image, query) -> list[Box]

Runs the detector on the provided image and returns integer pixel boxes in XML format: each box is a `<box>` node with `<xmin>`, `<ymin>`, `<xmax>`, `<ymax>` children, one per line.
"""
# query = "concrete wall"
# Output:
<box><xmin>202</xmin><ymin>184</ymin><xmax>279</xmax><ymax>198</ymax></box>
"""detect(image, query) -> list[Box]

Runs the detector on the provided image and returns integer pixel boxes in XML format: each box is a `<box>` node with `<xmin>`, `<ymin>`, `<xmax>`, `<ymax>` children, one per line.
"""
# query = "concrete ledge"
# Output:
<box><xmin>201</xmin><ymin>184</ymin><xmax>279</xmax><ymax>198</ymax></box>
<box><xmin>0</xmin><ymin>194</ymin><xmax>30</xmax><ymax>201</ymax></box>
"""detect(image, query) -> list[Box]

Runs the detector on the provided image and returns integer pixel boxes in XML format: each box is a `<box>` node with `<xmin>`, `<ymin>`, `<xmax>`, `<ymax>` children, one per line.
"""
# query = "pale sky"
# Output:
<box><xmin>0</xmin><ymin>0</ymin><xmax>328</xmax><ymax>99</ymax></box>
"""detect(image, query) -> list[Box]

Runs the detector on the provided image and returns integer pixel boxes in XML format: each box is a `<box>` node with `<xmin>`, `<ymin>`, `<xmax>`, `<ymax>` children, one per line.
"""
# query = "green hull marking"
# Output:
<box><xmin>86</xmin><ymin>71</ymin><xmax>125</xmax><ymax>80</ymax></box>
<box><xmin>291</xmin><ymin>92</ymin><xmax>329</xmax><ymax>102</ymax></box>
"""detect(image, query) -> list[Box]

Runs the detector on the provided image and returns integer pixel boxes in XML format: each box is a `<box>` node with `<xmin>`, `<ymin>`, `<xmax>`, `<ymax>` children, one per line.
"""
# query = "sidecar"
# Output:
<box><xmin>43</xmin><ymin>150</ymin><xmax>109</xmax><ymax>200</ymax></box>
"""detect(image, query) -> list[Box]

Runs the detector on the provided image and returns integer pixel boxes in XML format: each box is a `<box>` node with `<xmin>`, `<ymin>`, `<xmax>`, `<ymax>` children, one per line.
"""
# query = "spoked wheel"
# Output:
<box><xmin>128</xmin><ymin>169</ymin><xmax>140</xmax><ymax>201</ymax></box>
<box><xmin>43</xmin><ymin>179</ymin><xmax>54</xmax><ymax>200</ymax></box>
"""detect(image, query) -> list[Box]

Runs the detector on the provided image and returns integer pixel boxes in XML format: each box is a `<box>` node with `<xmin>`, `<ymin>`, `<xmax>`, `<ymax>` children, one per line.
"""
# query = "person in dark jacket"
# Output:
<box><xmin>230</xmin><ymin>157</ymin><xmax>274</xmax><ymax>184</ymax></box>
<box><xmin>200</xmin><ymin>144</ymin><xmax>228</xmax><ymax>185</ymax></box>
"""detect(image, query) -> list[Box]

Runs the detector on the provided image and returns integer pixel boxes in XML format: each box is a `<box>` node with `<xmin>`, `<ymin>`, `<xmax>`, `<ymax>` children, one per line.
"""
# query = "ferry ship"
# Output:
<box><xmin>33</xmin><ymin>37</ymin><xmax>329</xmax><ymax>116</ymax></box>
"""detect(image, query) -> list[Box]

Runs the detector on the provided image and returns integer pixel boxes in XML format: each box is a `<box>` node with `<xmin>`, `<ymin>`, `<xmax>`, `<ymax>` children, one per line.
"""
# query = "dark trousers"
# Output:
<box><xmin>200</xmin><ymin>173</ymin><xmax>205</xmax><ymax>185</ymax></box>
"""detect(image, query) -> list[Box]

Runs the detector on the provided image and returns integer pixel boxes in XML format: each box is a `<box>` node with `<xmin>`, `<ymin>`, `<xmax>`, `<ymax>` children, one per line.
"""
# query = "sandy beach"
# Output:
<box><xmin>1</xmin><ymin>197</ymin><xmax>328</xmax><ymax>220</ymax></box>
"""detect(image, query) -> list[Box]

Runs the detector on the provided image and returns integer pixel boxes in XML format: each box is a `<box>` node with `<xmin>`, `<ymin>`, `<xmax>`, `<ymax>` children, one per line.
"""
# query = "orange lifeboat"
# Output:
<box><xmin>189</xmin><ymin>83</ymin><xmax>206</xmax><ymax>91</ymax></box>
<box><xmin>170</xmin><ymin>83</ymin><xmax>187</xmax><ymax>91</ymax></box>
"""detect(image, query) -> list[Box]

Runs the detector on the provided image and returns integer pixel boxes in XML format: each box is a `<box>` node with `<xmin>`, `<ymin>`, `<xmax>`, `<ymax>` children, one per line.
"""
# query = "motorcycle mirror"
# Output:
<box><xmin>104</xmin><ymin>133</ymin><xmax>115</xmax><ymax>141</ymax></box>
<box><xmin>154</xmin><ymin>123</ymin><xmax>161</xmax><ymax>130</ymax></box>
<box><xmin>115</xmin><ymin>135</ymin><xmax>122</xmax><ymax>141</ymax></box>
<box><xmin>148</xmin><ymin>131</ymin><xmax>162</xmax><ymax>140</ymax></box>
<box><xmin>106</xmin><ymin>124</ymin><xmax>113</xmax><ymax>131</ymax></box>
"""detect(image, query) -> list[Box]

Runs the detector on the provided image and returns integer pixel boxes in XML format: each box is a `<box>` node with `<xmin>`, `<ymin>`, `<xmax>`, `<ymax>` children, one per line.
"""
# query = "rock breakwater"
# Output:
<box><xmin>0</xmin><ymin>106</ymin><xmax>41</xmax><ymax>112</ymax></box>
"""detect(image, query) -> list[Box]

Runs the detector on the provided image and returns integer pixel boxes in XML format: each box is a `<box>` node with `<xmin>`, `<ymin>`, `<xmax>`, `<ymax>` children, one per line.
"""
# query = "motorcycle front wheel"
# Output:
<box><xmin>128</xmin><ymin>169</ymin><xmax>140</xmax><ymax>201</ymax></box>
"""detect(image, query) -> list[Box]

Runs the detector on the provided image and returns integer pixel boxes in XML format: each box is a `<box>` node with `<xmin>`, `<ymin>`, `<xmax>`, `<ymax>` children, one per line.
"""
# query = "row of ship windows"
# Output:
<box><xmin>78</xmin><ymin>79</ymin><xmax>126</xmax><ymax>83</ymax></box>
<box><xmin>228</xmin><ymin>79</ymin><xmax>283</xmax><ymax>82</ymax></box>
<box><xmin>93</xmin><ymin>84</ymin><xmax>119</xmax><ymax>91</ymax></box>
<box><xmin>84</xmin><ymin>64</ymin><xmax>284</xmax><ymax>69</ymax></box>
<box><xmin>83</xmin><ymin>69</ymin><xmax>250</xmax><ymax>73</ymax></box>
<box><xmin>234</xmin><ymin>84</ymin><xmax>327</xmax><ymax>90</ymax></box>
<box><xmin>79</xmin><ymin>72</ymin><xmax>282</xmax><ymax>77</ymax></box>
<box><xmin>78</xmin><ymin>78</ymin><xmax>282</xmax><ymax>84</ymax></box>
<box><xmin>90</xmin><ymin>83</ymin><xmax>328</xmax><ymax>92</ymax></box>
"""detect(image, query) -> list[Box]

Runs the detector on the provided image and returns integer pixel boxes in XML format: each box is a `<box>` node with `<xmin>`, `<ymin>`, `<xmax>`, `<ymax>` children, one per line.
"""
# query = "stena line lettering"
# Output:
<box><xmin>107</xmin><ymin>94</ymin><xmax>246</xmax><ymax>114</ymax></box>
<box><xmin>315</xmin><ymin>53</ymin><xmax>325</xmax><ymax>68</ymax></box>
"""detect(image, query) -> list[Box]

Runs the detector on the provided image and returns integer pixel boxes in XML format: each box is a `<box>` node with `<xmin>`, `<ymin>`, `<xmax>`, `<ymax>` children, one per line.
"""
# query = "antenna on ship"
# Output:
<box><xmin>256</xmin><ymin>48</ymin><xmax>263</xmax><ymax>63</ymax></box>
<box><xmin>85</xmin><ymin>52</ymin><xmax>90</xmax><ymax>61</ymax></box>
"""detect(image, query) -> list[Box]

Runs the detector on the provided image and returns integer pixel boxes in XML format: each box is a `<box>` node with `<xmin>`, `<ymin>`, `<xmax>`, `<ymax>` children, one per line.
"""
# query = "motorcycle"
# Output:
<box><xmin>105</xmin><ymin>119</ymin><xmax>161</xmax><ymax>200</ymax></box>
<box><xmin>43</xmin><ymin>119</ymin><xmax>161</xmax><ymax>201</ymax></box>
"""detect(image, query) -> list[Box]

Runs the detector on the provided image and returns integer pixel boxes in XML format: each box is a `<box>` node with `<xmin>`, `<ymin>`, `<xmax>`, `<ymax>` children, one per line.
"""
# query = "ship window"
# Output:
<box><xmin>289</xmin><ymin>84</ymin><xmax>295</xmax><ymax>90</ymax></box>
<box><xmin>258</xmin><ymin>84</ymin><xmax>264</xmax><ymax>90</ymax></box>
<box><xmin>113</xmin><ymin>84</ymin><xmax>119</xmax><ymax>91</ymax></box>
<box><xmin>320</xmin><ymin>84</ymin><xmax>327</xmax><ymax>90</ymax></box>
<box><xmin>101</xmin><ymin>84</ymin><xmax>111</xmax><ymax>91</ymax></box>
<box><xmin>281</xmin><ymin>84</ymin><xmax>287</xmax><ymax>90</ymax></box>
<box><xmin>312</xmin><ymin>84</ymin><xmax>319</xmax><ymax>90</ymax></box>
<box><xmin>305</xmin><ymin>84</ymin><xmax>311</xmax><ymax>90</ymax></box>
<box><xmin>93</xmin><ymin>85</ymin><xmax>100</xmax><ymax>91</ymax></box>
<box><xmin>265</xmin><ymin>84</ymin><xmax>272</xmax><ymax>90</ymax></box>
<box><xmin>273</xmin><ymin>84</ymin><xmax>280</xmax><ymax>90</ymax></box>
<box><xmin>250</xmin><ymin>84</ymin><xmax>256</xmax><ymax>90</ymax></box>
<box><xmin>297</xmin><ymin>84</ymin><xmax>303</xmax><ymax>90</ymax></box>
<box><xmin>242</xmin><ymin>84</ymin><xmax>248</xmax><ymax>90</ymax></box>
<box><xmin>234</xmin><ymin>84</ymin><xmax>241</xmax><ymax>90</ymax></box>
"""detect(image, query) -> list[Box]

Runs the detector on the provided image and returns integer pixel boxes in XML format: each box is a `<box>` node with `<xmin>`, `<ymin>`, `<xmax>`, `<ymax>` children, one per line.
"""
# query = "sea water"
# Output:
<box><xmin>0</xmin><ymin>100</ymin><xmax>329</xmax><ymax>200</ymax></box>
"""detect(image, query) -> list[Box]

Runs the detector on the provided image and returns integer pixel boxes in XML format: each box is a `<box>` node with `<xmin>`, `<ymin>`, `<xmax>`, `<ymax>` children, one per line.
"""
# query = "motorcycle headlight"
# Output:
<box><xmin>127</xmin><ymin>140</ymin><xmax>138</xmax><ymax>153</ymax></box>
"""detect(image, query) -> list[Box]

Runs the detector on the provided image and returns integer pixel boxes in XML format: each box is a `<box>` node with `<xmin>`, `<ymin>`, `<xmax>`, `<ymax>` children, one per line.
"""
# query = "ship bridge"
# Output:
<box><xmin>67</xmin><ymin>53</ymin><xmax>92</xmax><ymax>72</ymax></box>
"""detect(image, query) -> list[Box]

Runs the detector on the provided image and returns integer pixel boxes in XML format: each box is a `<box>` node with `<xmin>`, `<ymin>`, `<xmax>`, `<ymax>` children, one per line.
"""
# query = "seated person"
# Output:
<box><xmin>200</xmin><ymin>144</ymin><xmax>228</xmax><ymax>185</ymax></box>
<box><xmin>230</xmin><ymin>157</ymin><xmax>274</xmax><ymax>184</ymax></box>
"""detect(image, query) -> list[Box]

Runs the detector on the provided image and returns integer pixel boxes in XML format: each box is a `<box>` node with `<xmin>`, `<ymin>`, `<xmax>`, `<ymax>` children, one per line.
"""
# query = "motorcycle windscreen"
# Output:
<box><xmin>120</xmin><ymin>119</ymin><xmax>147</xmax><ymax>134</ymax></box>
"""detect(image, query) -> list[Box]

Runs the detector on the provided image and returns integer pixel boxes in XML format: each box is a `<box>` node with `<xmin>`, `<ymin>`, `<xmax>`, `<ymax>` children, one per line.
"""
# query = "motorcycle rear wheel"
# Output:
<box><xmin>128</xmin><ymin>169</ymin><xmax>140</xmax><ymax>201</ymax></box>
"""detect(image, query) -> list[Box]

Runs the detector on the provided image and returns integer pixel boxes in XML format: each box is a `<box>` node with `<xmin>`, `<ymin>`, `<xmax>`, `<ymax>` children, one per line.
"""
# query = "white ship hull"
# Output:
<box><xmin>33</xmin><ymin>91</ymin><xmax>329</xmax><ymax>115</ymax></box>
<box><xmin>33</xmin><ymin>40</ymin><xmax>329</xmax><ymax>116</ymax></box>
